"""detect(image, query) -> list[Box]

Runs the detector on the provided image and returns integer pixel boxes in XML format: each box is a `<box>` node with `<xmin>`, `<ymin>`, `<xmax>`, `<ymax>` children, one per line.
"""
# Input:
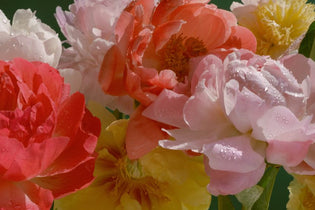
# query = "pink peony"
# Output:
<box><xmin>143</xmin><ymin>49</ymin><xmax>315</xmax><ymax>195</ymax></box>
<box><xmin>55</xmin><ymin>0</ymin><xmax>134</xmax><ymax>114</ymax></box>
<box><xmin>0</xmin><ymin>58</ymin><xmax>100</xmax><ymax>209</ymax></box>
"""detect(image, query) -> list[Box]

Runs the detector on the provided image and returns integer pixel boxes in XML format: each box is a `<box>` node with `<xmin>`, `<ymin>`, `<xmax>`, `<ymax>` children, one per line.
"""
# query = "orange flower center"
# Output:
<box><xmin>158</xmin><ymin>34</ymin><xmax>208</xmax><ymax>82</ymax></box>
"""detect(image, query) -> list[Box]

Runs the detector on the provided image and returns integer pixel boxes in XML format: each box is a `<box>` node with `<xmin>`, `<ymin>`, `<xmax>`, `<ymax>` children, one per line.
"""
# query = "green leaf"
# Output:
<box><xmin>252</xmin><ymin>166</ymin><xmax>280</xmax><ymax>210</ymax></box>
<box><xmin>298</xmin><ymin>21</ymin><xmax>315</xmax><ymax>61</ymax></box>
<box><xmin>218</xmin><ymin>195</ymin><xmax>235</xmax><ymax>210</ymax></box>
<box><xmin>236</xmin><ymin>185</ymin><xmax>264</xmax><ymax>210</ymax></box>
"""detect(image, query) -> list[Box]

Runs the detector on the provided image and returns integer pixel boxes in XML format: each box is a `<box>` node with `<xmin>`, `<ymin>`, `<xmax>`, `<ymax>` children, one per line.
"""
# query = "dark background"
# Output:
<box><xmin>2</xmin><ymin>0</ymin><xmax>315</xmax><ymax>209</ymax></box>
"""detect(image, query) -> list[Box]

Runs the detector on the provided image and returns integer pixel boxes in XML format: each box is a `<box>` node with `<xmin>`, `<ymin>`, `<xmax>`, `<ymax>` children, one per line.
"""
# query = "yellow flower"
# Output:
<box><xmin>287</xmin><ymin>175</ymin><xmax>315</xmax><ymax>210</ymax></box>
<box><xmin>231</xmin><ymin>0</ymin><xmax>315</xmax><ymax>58</ymax></box>
<box><xmin>54</xmin><ymin>102</ymin><xmax>211</xmax><ymax>210</ymax></box>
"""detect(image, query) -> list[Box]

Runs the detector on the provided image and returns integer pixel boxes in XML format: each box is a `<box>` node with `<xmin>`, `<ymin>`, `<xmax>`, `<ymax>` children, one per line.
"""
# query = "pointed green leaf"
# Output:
<box><xmin>236</xmin><ymin>185</ymin><xmax>264</xmax><ymax>210</ymax></box>
<box><xmin>218</xmin><ymin>195</ymin><xmax>235</xmax><ymax>210</ymax></box>
<box><xmin>252</xmin><ymin>166</ymin><xmax>280</xmax><ymax>210</ymax></box>
<box><xmin>299</xmin><ymin>21</ymin><xmax>315</xmax><ymax>61</ymax></box>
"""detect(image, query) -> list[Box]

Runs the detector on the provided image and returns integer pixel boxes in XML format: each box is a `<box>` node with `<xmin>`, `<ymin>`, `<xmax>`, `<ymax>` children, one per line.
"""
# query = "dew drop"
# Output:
<box><xmin>264</xmin><ymin>87</ymin><xmax>268</xmax><ymax>92</ymax></box>
<box><xmin>2</xmin><ymin>19</ymin><xmax>7</xmax><ymax>24</ymax></box>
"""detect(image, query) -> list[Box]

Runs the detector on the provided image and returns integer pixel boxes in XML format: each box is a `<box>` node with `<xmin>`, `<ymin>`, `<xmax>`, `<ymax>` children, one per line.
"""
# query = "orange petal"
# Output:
<box><xmin>126</xmin><ymin>106</ymin><xmax>168</xmax><ymax>159</ymax></box>
<box><xmin>219</xmin><ymin>26</ymin><xmax>257</xmax><ymax>52</ymax></box>
<box><xmin>99</xmin><ymin>45</ymin><xmax>127</xmax><ymax>96</ymax></box>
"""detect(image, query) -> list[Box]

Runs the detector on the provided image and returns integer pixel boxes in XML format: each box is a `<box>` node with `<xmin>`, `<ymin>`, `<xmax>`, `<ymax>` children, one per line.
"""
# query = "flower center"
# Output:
<box><xmin>98</xmin><ymin>148</ymin><xmax>169</xmax><ymax>207</ymax></box>
<box><xmin>255</xmin><ymin>0</ymin><xmax>315</xmax><ymax>55</ymax></box>
<box><xmin>158</xmin><ymin>34</ymin><xmax>208</xmax><ymax>82</ymax></box>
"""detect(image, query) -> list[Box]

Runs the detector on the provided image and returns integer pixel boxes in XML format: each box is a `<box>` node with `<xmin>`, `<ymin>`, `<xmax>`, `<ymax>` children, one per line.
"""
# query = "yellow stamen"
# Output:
<box><xmin>254</xmin><ymin>0</ymin><xmax>315</xmax><ymax>57</ymax></box>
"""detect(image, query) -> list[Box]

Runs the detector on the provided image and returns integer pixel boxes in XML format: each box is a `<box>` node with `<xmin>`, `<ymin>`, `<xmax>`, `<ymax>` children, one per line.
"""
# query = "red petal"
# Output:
<box><xmin>32</xmin><ymin>157</ymin><xmax>96</xmax><ymax>198</ymax></box>
<box><xmin>2</xmin><ymin>137</ymin><xmax>69</xmax><ymax>181</ymax></box>
<box><xmin>54</xmin><ymin>92</ymin><xmax>85</xmax><ymax>137</ymax></box>
<box><xmin>0</xmin><ymin>180</ymin><xmax>53</xmax><ymax>210</ymax></box>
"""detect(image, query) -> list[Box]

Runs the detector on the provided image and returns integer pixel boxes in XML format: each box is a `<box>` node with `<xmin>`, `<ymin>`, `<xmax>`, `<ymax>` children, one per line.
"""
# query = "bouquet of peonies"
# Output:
<box><xmin>1</xmin><ymin>0</ymin><xmax>315</xmax><ymax>209</ymax></box>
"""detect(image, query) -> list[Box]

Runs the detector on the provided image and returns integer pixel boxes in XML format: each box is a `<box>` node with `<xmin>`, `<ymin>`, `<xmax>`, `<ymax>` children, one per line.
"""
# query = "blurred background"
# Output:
<box><xmin>2</xmin><ymin>0</ymin><xmax>315</xmax><ymax>209</ymax></box>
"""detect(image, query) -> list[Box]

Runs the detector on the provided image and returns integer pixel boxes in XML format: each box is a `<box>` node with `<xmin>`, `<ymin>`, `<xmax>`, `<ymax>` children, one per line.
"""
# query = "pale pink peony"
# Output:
<box><xmin>143</xmin><ymin>49</ymin><xmax>315</xmax><ymax>195</ymax></box>
<box><xmin>55</xmin><ymin>0</ymin><xmax>134</xmax><ymax>114</ymax></box>
<box><xmin>0</xmin><ymin>9</ymin><xmax>62</xmax><ymax>68</ymax></box>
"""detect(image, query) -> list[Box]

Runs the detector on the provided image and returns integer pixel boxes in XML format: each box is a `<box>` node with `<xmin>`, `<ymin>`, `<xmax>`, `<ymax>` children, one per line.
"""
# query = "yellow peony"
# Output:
<box><xmin>231</xmin><ymin>0</ymin><xmax>315</xmax><ymax>58</ymax></box>
<box><xmin>54</xmin><ymin>102</ymin><xmax>211</xmax><ymax>210</ymax></box>
<box><xmin>287</xmin><ymin>175</ymin><xmax>315</xmax><ymax>210</ymax></box>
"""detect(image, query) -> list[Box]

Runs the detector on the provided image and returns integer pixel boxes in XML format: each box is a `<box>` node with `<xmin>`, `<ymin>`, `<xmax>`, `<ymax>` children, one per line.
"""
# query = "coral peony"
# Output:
<box><xmin>55</xmin><ymin>0</ymin><xmax>134</xmax><ymax>114</ymax></box>
<box><xmin>54</xmin><ymin>102</ymin><xmax>211</xmax><ymax>210</ymax></box>
<box><xmin>143</xmin><ymin>49</ymin><xmax>315</xmax><ymax>195</ymax></box>
<box><xmin>0</xmin><ymin>9</ymin><xmax>62</xmax><ymax>68</ymax></box>
<box><xmin>0</xmin><ymin>58</ymin><xmax>100</xmax><ymax>209</ymax></box>
<box><xmin>231</xmin><ymin>0</ymin><xmax>315</xmax><ymax>58</ymax></box>
<box><xmin>100</xmin><ymin>0</ymin><xmax>257</xmax><ymax>105</ymax></box>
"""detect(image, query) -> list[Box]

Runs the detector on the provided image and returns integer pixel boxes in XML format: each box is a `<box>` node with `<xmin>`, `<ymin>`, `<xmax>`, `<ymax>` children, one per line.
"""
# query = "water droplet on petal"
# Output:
<box><xmin>264</xmin><ymin>87</ymin><xmax>268</xmax><ymax>92</ymax></box>
<box><xmin>2</xmin><ymin>19</ymin><xmax>7</xmax><ymax>24</ymax></box>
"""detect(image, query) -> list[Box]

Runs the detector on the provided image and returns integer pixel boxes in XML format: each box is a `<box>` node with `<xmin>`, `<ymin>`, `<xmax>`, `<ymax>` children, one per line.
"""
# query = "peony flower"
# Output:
<box><xmin>0</xmin><ymin>58</ymin><xmax>100</xmax><ymax>209</ymax></box>
<box><xmin>143</xmin><ymin>49</ymin><xmax>315</xmax><ymax>195</ymax></box>
<box><xmin>55</xmin><ymin>0</ymin><xmax>134</xmax><ymax>114</ymax></box>
<box><xmin>0</xmin><ymin>9</ymin><xmax>62</xmax><ymax>68</ymax></box>
<box><xmin>287</xmin><ymin>175</ymin><xmax>315</xmax><ymax>210</ymax></box>
<box><xmin>100</xmin><ymin>0</ymin><xmax>257</xmax><ymax>105</ymax></box>
<box><xmin>54</xmin><ymin>102</ymin><xmax>211</xmax><ymax>210</ymax></box>
<box><xmin>231</xmin><ymin>0</ymin><xmax>315</xmax><ymax>58</ymax></box>
<box><xmin>98</xmin><ymin>0</ymin><xmax>257</xmax><ymax>159</ymax></box>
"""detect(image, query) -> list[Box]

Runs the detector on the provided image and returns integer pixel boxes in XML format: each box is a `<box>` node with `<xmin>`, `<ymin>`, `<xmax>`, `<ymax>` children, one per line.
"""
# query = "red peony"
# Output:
<box><xmin>0</xmin><ymin>58</ymin><xmax>100</xmax><ymax>209</ymax></box>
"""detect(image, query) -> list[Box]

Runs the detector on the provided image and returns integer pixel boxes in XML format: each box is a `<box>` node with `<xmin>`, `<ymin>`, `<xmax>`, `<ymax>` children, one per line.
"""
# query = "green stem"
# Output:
<box><xmin>252</xmin><ymin>165</ymin><xmax>280</xmax><ymax>210</ymax></box>
<box><xmin>218</xmin><ymin>195</ymin><xmax>235</xmax><ymax>210</ymax></box>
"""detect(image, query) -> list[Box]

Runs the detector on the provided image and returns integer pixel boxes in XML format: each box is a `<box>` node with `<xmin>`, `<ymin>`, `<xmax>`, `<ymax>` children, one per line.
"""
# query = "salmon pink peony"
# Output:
<box><xmin>100</xmin><ymin>0</ymin><xmax>257</xmax><ymax>105</ymax></box>
<box><xmin>0</xmin><ymin>58</ymin><xmax>100</xmax><ymax>209</ymax></box>
<box><xmin>143</xmin><ymin>49</ymin><xmax>315</xmax><ymax>195</ymax></box>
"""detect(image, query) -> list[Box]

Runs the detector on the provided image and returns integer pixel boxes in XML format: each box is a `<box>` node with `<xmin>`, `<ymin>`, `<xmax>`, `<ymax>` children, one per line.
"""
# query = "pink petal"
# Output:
<box><xmin>184</xmin><ymin>79</ymin><xmax>226</xmax><ymax>131</ymax></box>
<box><xmin>266</xmin><ymin>140</ymin><xmax>312</xmax><ymax>167</ymax></box>
<box><xmin>203</xmin><ymin>135</ymin><xmax>265</xmax><ymax>173</ymax></box>
<box><xmin>143</xmin><ymin>89</ymin><xmax>188</xmax><ymax>128</ymax></box>
<box><xmin>204</xmin><ymin>156</ymin><xmax>266</xmax><ymax>195</ymax></box>
<box><xmin>252</xmin><ymin>106</ymin><xmax>310</xmax><ymax>142</ymax></box>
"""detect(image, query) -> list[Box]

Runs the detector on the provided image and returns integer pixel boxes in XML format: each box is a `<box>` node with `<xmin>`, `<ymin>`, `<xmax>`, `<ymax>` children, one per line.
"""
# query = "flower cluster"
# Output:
<box><xmin>1</xmin><ymin>0</ymin><xmax>315</xmax><ymax>209</ymax></box>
